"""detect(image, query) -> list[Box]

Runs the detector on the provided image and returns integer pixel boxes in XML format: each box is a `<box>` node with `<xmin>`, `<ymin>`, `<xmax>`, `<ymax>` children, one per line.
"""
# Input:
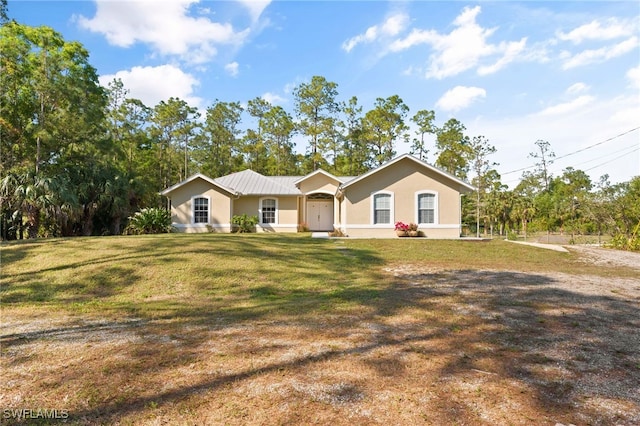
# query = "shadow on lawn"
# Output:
<box><xmin>2</xmin><ymin>236</ymin><xmax>639</xmax><ymax>425</ymax></box>
<box><xmin>26</xmin><ymin>277</ymin><xmax>640</xmax><ymax>423</ymax></box>
<box><xmin>49</xmin><ymin>270</ymin><xmax>637</xmax><ymax>425</ymax></box>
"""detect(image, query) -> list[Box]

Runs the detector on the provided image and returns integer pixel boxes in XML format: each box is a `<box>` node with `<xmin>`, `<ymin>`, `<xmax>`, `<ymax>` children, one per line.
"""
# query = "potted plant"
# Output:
<box><xmin>395</xmin><ymin>221</ymin><xmax>409</xmax><ymax>237</ymax></box>
<box><xmin>408</xmin><ymin>222</ymin><xmax>419</xmax><ymax>237</ymax></box>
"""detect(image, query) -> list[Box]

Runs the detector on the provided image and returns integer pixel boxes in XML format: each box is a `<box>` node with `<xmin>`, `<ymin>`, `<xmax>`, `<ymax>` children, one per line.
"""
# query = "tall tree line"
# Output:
<box><xmin>1</xmin><ymin>20</ymin><xmax>638</xmax><ymax>241</ymax></box>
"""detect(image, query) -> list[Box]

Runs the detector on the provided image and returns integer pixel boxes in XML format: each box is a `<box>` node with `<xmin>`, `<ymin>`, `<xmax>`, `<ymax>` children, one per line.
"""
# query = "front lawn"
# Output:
<box><xmin>1</xmin><ymin>234</ymin><xmax>638</xmax><ymax>425</ymax></box>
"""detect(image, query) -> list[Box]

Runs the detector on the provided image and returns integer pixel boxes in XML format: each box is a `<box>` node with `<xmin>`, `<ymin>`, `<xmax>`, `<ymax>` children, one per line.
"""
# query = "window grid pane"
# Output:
<box><xmin>418</xmin><ymin>194</ymin><xmax>434</xmax><ymax>209</ymax></box>
<box><xmin>375</xmin><ymin>210</ymin><xmax>390</xmax><ymax>224</ymax></box>
<box><xmin>194</xmin><ymin>197</ymin><xmax>208</xmax><ymax>224</ymax></box>
<box><xmin>374</xmin><ymin>194</ymin><xmax>391</xmax><ymax>224</ymax></box>
<box><xmin>375</xmin><ymin>194</ymin><xmax>390</xmax><ymax>210</ymax></box>
<box><xmin>418</xmin><ymin>194</ymin><xmax>435</xmax><ymax>224</ymax></box>
<box><xmin>418</xmin><ymin>210</ymin><xmax>434</xmax><ymax>224</ymax></box>
<box><xmin>262</xmin><ymin>199</ymin><xmax>276</xmax><ymax>224</ymax></box>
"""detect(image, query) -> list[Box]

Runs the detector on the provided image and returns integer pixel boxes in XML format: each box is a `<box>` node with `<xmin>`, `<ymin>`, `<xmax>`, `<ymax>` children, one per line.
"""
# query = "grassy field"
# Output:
<box><xmin>1</xmin><ymin>234</ymin><xmax>638</xmax><ymax>425</ymax></box>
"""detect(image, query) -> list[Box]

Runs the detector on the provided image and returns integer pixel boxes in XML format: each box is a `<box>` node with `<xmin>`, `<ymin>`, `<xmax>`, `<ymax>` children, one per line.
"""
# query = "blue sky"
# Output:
<box><xmin>10</xmin><ymin>0</ymin><xmax>640</xmax><ymax>186</ymax></box>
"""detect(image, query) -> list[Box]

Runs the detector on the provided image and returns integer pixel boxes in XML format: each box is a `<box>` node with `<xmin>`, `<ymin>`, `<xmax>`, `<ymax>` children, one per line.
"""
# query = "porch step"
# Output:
<box><xmin>311</xmin><ymin>232</ymin><xmax>330</xmax><ymax>239</ymax></box>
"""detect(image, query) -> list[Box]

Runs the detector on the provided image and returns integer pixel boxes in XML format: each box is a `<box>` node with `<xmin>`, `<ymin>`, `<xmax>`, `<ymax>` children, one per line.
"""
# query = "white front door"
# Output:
<box><xmin>307</xmin><ymin>200</ymin><xmax>333</xmax><ymax>231</ymax></box>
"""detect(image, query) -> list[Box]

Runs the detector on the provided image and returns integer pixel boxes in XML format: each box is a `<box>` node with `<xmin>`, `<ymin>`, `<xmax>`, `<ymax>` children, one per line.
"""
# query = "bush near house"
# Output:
<box><xmin>232</xmin><ymin>214</ymin><xmax>259</xmax><ymax>233</ymax></box>
<box><xmin>124</xmin><ymin>208</ymin><xmax>173</xmax><ymax>234</ymax></box>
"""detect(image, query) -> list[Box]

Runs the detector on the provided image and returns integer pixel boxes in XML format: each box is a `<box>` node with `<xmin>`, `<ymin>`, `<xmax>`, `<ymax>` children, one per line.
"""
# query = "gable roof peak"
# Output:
<box><xmin>339</xmin><ymin>153</ymin><xmax>475</xmax><ymax>192</ymax></box>
<box><xmin>293</xmin><ymin>168</ymin><xmax>343</xmax><ymax>185</ymax></box>
<box><xmin>160</xmin><ymin>172</ymin><xmax>238</xmax><ymax>196</ymax></box>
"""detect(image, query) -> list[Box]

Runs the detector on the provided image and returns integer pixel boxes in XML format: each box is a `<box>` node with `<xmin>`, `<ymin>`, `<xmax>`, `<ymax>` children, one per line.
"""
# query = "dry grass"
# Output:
<box><xmin>1</xmin><ymin>234</ymin><xmax>639</xmax><ymax>425</ymax></box>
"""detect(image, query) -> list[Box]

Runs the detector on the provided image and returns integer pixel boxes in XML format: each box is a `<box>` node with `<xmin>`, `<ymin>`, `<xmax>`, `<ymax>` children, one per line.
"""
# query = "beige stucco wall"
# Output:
<box><xmin>167</xmin><ymin>178</ymin><xmax>232</xmax><ymax>233</ymax></box>
<box><xmin>340</xmin><ymin>157</ymin><xmax>463</xmax><ymax>239</ymax></box>
<box><xmin>233</xmin><ymin>195</ymin><xmax>300</xmax><ymax>233</ymax></box>
<box><xmin>297</xmin><ymin>173</ymin><xmax>340</xmax><ymax>195</ymax></box>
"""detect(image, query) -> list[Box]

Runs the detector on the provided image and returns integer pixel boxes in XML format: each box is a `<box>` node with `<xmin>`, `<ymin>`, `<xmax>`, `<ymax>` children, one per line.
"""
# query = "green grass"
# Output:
<box><xmin>1</xmin><ymin>234</ymin><xmax>633</xmax><ymax>320</ymax></box>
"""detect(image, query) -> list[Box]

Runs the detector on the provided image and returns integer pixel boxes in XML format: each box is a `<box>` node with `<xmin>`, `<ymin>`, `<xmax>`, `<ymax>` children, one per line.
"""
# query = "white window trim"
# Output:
<box><xmin>415</xmin><ymin>190</ymin><xmax>438</xmax><ymax>226</ymax></box>
<box><xmin>259</xmin><ymin>197</ymin><xmax>278</xmax><ymax>225</ymax></box>
<box><xmin>370</xmin><ymin>191</ymin><xmax>394</xmax><ymax>226</ymax></box>
<box><xmin>191</xmin><ymin>195</ymin><xmax>211</xmax><ymax>225</ymax></box>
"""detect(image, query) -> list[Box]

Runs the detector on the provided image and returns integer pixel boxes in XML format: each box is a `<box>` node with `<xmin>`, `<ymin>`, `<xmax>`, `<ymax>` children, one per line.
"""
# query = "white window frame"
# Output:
<box><xmin>415</xmin><ymin>191</ymin><xmax>438</xmax><ymax>225</ymax></box>
<box><xmin>191</xmin><ymin>195</ymin><xmax>210</xmax><ymax>225</ymax></box>
<box><xmin>259</xmin><ymin>197</ymin><xmax>278</xmax><ymax>225</ymax></box>
<box><xmin>370</xmin><ymin>191</ymin><xmax>394</xmax><ymax>226</ymax></box>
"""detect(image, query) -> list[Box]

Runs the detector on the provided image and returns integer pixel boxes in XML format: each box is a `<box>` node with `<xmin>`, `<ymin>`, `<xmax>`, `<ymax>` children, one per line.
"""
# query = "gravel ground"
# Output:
<box><xmin>383</xmin><ymin>245</ymin><xmax>640</xmax><ymax>425</ymax></box>
<box><xmin>567</xmin><ymin>245</ymin><xmax>640</xmax><ymax>270</ymax></box>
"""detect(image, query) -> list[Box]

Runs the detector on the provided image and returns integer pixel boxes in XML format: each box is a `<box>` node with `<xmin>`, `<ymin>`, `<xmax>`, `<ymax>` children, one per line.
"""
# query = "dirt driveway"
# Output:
<box><xmin>383</xmin><ymin>245</ymin><xmax>639</xmax><ymax>425</ymax></box>
<box><xmin>567</xmin><ymin>244</ymin><xmax>640</xmax><ymax>270</ymax></box>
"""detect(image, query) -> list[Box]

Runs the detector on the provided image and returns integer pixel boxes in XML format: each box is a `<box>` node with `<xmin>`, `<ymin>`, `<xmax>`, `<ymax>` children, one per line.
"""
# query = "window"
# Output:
<box><xmin>193</xmin><ymin>196</ymin><xmax>209</xmax><ymax>224</ymax></box>
<box><xmin>417</xmin><ymin>192</ymin><xmax>436</xmax><ymax>224</ymax></box>
<box><xmin>261</xmin><ymin>198</ymin><xmax>276</xmax><ymax>224</ymax></box>
<box><xmin>373</xmin><ymin>193</ymin><xmax>392</xmax><ymax>224</ymax></box>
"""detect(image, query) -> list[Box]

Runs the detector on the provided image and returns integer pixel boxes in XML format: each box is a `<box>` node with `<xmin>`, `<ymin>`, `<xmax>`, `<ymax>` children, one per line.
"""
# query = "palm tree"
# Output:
<box><xmin>0</xmin><ymin>173</ymin><xmax>21</xmax><ymax>239</ymax></box>
<box><xmin>1</xmin><ymin>171</ymin><xmax>55</xmax><ymax>239</ymax></box>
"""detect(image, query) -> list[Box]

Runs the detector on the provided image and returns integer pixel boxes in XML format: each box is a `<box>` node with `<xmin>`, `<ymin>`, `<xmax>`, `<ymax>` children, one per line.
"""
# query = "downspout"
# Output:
<box><xmin>336</xmin><ymin>186</ymin><xmax>345</xmax><ymax>234</ymax></box>
<box><xmin>231</xmin><ymin>192</ymin><xmax>242</xmax><ymax>232</ymax></box>
<box><xmin>459</xmin><ymin>194</ymin><xmax>463</xmax><ymax>238</ymax></box>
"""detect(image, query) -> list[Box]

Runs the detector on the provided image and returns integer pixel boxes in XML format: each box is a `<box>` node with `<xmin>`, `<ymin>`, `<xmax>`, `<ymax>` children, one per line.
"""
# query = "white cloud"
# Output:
<box><xmin>561</xmin><ymin>36</ymin><xmax>639</xmax><ymax>69</ymax></box>
<box><xmin>342</xmin><ymin>13</ymin><xmax>409</xmax><ymax>52</ymax></box>
<box><xmin>236</xmin><ymin>0</ymin><xmax>271</xmax><ymax>22</ymax></box>
<box><xmin>388</xmin><ymin>6</ymin><xmax>529</xmax><ymax>79</ymax></box>
<box><xmin>381</xmin><ymin>13</ymin><xmax>407</xmax><ymax>37</ymax></box>
<box><xmin>566</xmin><ymin>82</ymin><xmax>589</xmax><ymax>95</ymax></box>
<box><xmin>627</xmin><ymin>65</ymin><xmax>640</xmax><ymax>89</ymax></box>
<box><xmin>77</xmin><ymin>0</ymin><xmax>250</xmax><ymax>64</ymax></box>
<box><xmin>262</xmin><ymin>92</ymin><xmax>286</xmax><ymax>105</ymax></box>
<box><xmin>478</xmin><ymin>38</ymin><xmax>527</xmax><ymax>75</ymax></box>
<box><xmin>435</xmin><ymin>86</ymin><xmax>486</xmax><ymax>112</ymax></box>
<box><xmin>536</xmin><ymin>95</ymin><xmax>595</xmax><ymax>116</ymax></box>
<box><xmin>99</xmin><ymin>65</ymin><xmax>202</xmax><ymax>108</ymax></box>
<box><xmin>557</xmin><ymin>18</ymin><xmax>635</xmax><ymax>44</ymax></box>
<box><xmin>225</xmin><ymin>61</ymin><xmax>240</xmax><ymax>77</ymax></box>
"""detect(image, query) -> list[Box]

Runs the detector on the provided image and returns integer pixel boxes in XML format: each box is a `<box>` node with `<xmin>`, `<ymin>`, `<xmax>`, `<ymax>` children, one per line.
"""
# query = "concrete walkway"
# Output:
<box><xmin>506</xmin><ymin>240</ymin><xmax>569</xmax><ymax>252</ymax></box>
<box><xmin>311</xmin><ymin>232</ymin><xmax>330</xmax><ymax>239</ymax></box>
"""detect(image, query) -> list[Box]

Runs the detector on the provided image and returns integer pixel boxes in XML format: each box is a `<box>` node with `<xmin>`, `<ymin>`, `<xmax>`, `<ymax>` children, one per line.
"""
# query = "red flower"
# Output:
<box><xmin>395</xmin><ymin>221</ymin><xmax>409</xmax><ymax>231</ymax></box>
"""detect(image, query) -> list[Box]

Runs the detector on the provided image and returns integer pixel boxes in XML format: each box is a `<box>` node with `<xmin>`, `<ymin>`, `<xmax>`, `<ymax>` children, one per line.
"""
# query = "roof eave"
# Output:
<box><xmin>339</xmin><ymin>154</ymin><xmax>475</xmax><ymax>192</ymax></box>
<box><xmin>293</xmin><ymin>169</ymin><xmax>344</xmax><ymax>185</ymax></box>
<box><xmin>160</xmin><ymin>173</ymin><xmax>238</xmax><ymax>197</ymax></box>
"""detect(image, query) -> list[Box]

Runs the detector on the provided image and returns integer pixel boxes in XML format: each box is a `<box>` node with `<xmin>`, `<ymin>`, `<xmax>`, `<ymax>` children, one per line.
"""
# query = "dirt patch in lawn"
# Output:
<box><xmin>1</xmin><ymin>247</ymin><xmax>639</xmax><ymax>425</ymax></box>
<box><xmin>567</xmin><ymin>244</ymin><xmax>640</xmax><ymax>270</ymax></box>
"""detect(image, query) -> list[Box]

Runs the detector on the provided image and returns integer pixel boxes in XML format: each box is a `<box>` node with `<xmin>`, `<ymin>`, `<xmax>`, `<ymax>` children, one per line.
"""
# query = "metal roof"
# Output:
<box><xmin>214</xmin><ymin>170</ymin><xmax>302</xmax><ymax>195</ymax></box>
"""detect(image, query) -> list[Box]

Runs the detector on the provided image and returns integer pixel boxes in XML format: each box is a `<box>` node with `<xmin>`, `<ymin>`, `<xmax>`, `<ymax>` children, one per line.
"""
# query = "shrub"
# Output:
<box><xmin>506</xmin><ymin>230</ymin><xmax>518</xmax><ymax>241</ymax></box>
<box><xmin>607</xmin><ymin>222</ymin><xmax>640</xmax><ymax>251</ymax></box>
<box><xmin>124</xmin><ymin>208</ymin><xmax>173</xmax><ymax>235</ymax></box>
<box><xmin>232</xmin><ymin>214</ymin><xmax>258</xmax><ymax>233</ymax></box>
<box><xmin>608</xmin><ymin>234</ymin><xmax>640</xmax><ymax>251</ymax></box>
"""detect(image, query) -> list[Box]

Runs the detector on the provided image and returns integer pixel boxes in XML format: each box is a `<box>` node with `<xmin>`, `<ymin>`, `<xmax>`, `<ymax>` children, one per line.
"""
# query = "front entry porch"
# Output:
<box><xmin>306</xmin><ymin>193</ymin><xmax>334</xmax><ymax>232</ymax></box>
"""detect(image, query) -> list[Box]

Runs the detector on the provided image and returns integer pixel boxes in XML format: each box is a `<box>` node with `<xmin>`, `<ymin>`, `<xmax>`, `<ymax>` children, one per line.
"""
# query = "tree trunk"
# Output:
<box><xmin>26</xmin><ymin>205</ymin><xmax>40</xmax><ymax>239</ymax></box>
<box><xmin>112</xmin><ymin>216</ymin><xmax>122</xmax><ymax>236</ymax></box>
<box><xmin>82</xmin><ymin>205</ymin><xmax>95</xmax><ymax>236</ymax></box>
